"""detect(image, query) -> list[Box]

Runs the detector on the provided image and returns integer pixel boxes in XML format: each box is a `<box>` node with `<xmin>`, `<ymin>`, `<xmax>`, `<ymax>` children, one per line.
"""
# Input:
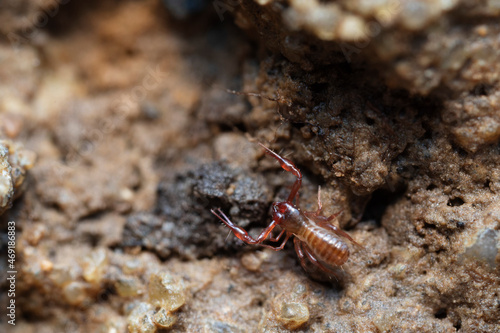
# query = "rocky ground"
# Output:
<box><xmin>0</xmin><ymin>0</ymin><xmax>499</xmax><ymax>332</ymax></box>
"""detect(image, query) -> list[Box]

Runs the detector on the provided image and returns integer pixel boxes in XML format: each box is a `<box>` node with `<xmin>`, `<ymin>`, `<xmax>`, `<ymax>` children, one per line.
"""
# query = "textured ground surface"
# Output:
<box><xmin>1</xmin><ymin>0</ymin><xmax>499</xmax><ymax>332</ymax></box>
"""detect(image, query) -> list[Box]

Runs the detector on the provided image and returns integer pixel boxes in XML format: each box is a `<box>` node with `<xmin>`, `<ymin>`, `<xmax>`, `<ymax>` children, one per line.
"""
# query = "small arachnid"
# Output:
<box><xmin>211</xmin><ymin>143</ymin><xmax>363</xmax><ymax>279</ymax></box>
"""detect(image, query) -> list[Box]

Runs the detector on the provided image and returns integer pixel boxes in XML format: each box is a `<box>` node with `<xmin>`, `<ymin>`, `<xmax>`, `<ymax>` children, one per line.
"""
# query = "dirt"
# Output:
<box><xmin>1</xmin><ymin>0</ymin><xmax>499</xmax><ymax>332</ymax></box>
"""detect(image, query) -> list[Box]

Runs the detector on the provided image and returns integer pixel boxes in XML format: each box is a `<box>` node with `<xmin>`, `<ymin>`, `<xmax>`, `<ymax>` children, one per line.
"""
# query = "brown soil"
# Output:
<box><xmin>1</xmin><ymin>1</ymin><xmax>499</xmax><ymax>332</ymax></box>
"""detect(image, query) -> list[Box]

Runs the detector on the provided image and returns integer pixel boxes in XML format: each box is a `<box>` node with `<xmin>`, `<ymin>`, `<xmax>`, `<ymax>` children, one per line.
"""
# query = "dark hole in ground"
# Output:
<box><xmin>79</xmin><ymin>210</ymin><xmax>107</xmax><ymax>221</ymax></box>
<box><xmin>44</xmin><ymin>0</ymin><xmax>108</xmax><ymax>36</ymax></box>
<box><xmin>421</xmin><ymin>128</ymin><xmax>433</xmax><ymax>141</ymax></box>
<box><xmin>424</xmin><ymin>222</ymin><xmax>437</xmax><ymax>230</ymax></box>
<box><xmin>447</xmin><ymin>197</ymin><xmax>465</xmax><ymax>207</ymax></box>
<box><xmin>0</xmin><ymin>193</ymin><xmax>26</xmax><ymax>225</ymax></box>
<box><xmin>310</xmin><ymin>82</ymin><xmax>329</xmax><ymax>93</ymax></box>
<box><xmin>426</xmin><ymin>183</ymin><xmax>437</xmax><ymax>191</ymax></box>
<box><xmin>455</xmin><ymin>145</ymin><xmax>469</xmax><ymax>158</ymax></box>
<box><xmin>434</xmin><ymin>308</ymin><xmax>447</xmax><ymax>319</ymax></box>
<box><xmin>98</xmin><ymin>287</ymin><xmax>115</xmax><ymax>302</ymax></box>
<box><xmin>361</xmin><ymin>188</ymin><xmax>404</xmax><ymax>226</ymax></box>
<box><xmin>454</xmin><ymin>319</ymin><xmax>462</xmax><ymax>330</ymax></box>
<box><xmin>471</xmin><ymin>83</ymin><xmax>493</xmax><ymax>96</ymax></box>
<box><xmin>217</xmin><ymin>122</ymin><xmax>248</xmax><ymax>134</ymax></box>
<box><xmin>83</xmin><ymin>233</ymin><xmax>102</xmax><ymax>248</ymax></box>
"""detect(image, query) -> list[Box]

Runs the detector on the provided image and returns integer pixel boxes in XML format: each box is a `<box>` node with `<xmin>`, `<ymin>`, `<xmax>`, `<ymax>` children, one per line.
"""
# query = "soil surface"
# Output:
<box><xmin>1</xmin><ymin>1</ymin><xmax>499</xmax><ymax>332</ymax></box>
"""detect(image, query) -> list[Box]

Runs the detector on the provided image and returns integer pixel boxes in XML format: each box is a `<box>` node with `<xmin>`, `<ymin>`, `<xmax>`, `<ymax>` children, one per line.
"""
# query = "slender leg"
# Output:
<box><xmin>258</xmin><ymin>143</ymin><xmax>302</xmax><ymax>203</ymax></box>
<box><xmin>270</xmin><ymin>229</ymin><xmax>285</xmax><ymax>242</ymax></box>
<box><xmin>303</xmin><ymin>212</ymin><xmax>363</xmax><ymax>250</ymax></box>
<box><xmin>303</xmin><ymin>186</ymin><xmax>340</xmax><ymax>219</ymax></box>
<box><xmin>304</xmin><ymin>210</ymin><xmax>342</xmax><ymax>222</ymax></box>
<box><xmin>316</xmin><ymin>185</ymin><xmax>322</xmax><ymax>214</ymax></box>
<box><xmin>294</xmin><ymin>238</ymin><xmax>340</xmax><ymax>280</ymax></box>
<box><xmin>264</xmin><ymin>233</ymin><xmax>291</xmax><ymax>251</ymax></box>
<box><xmin>302</xmin><ymin>185</ymin><xmax>331</xmax><ymax>216</ymax></box>
<box><xmin>294</xmin><ymin>238</ymin><xmax>307</xmax><ymax>261</ymax></box>
<box><xmin>301</xmin><ymin>243</ymin><xmax>341</xmax><ymax>280</ymax></box>
<box><xmin>294</xmin><ymin>238</ymin><xmax>308</xmax><ymax>271</ymax></box>
<box><xmin>326</xmin><ymin>210</ymin><xmax>343</xmax><ymax>222</ymax></box>
<box><xmin>314</xmin><ymin>219</ymin><xmax>364</xmax><ymax>249</ymax></box>
<box><xmin>302</xmin><ymin>190</ymin><xmax>363</xmax><ymax>249</ymax></box>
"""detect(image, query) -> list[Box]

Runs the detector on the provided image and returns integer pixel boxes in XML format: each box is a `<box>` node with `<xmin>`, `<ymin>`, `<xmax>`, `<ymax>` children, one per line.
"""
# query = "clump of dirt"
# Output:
<box><xmin>0</xmin><ymin>138</ymin><xmax>36</xmax><ymax>215</ymax></box>
<box><xmin>0</xmin><ymin>0</ymin><xmax>57</xmax><ymax>36</ymax></box>
<box><xmin>123</xmin><ymin>161</ymin><xmax>272</xmax><ymax>259</ymax></box>
<box><xmin>1</xmin><ymin>0</ymin><xmax>499</xmax><ymax>332</ymax></box>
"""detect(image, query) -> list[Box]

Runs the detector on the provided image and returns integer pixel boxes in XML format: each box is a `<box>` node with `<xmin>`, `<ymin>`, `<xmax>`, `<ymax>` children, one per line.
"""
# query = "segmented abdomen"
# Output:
<box><xmin>300</xmin><ymin>226</ymin><xmax>349</xmax><ymax>266</ymax></box>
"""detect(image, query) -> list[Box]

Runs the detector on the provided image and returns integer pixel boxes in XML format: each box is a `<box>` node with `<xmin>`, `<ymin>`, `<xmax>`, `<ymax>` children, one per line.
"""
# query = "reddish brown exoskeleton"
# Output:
<box><xmin>211</xmin><ymin>143</ymin><xmax>363</xmax><ymax>278</ymax></box>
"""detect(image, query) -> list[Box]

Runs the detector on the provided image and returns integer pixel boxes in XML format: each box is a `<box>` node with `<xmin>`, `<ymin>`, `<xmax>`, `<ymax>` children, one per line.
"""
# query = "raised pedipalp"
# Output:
<box><xmin>257</xmin><ymin>143</ymin><xmax>302</xmax><ymax>203</ymax></box>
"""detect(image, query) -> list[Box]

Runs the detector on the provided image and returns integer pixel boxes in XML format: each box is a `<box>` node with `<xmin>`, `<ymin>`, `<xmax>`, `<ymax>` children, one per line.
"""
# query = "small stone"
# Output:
<box><xmin>122</xmin><ymin>259</ymin><xmax>143</xmax><ymax>275</ymax></box>
<box><xmin>40</xmin><ymin>259</ymin><xmax>54</xmax><ymax>272</ymax></box>
<box><xmin>240</xmin><ymin>251</ymin><xmax>264</xmax><ymax>272</ymax></box>
<box><xmin>26</xmin><ymin>224</ymin><xmax>46</xmax><ymax>246</ymax></box>
<box><xmin>148</xmin><ymin>272</ymin><xmax>186</xmax><ymax>312</ymax></box>
<box><xmin>152</xmin><ymin>307</ymin><xmax>177</xmax><ymax>328</ymax></box>
<box><xmin>0</xmin><ymin>139</ymin><xmax>36</xmax><ymax>215</ymax></box>
<box><xmin>81</xmin><ymin>248</ymin><xmax>108</xmax><ymax>284</ymax></box>
<box><xmin>278</xmin><ymin>301</ymin><xmax>310</xmax><ymax>330</ymax></box>
<box><xmin>0</xmin><ymin>146</ymin><xmax>14</xmax><ymax>215</ymax></box>
<box><xmin>127</xmin><ymin>302</ymin><xmax>157</xmax><ymax>333</ymax></box>
<box><xmin>389</xmin><ymin>263</ymin><xmax>407</xmax><ymax>279</ymax></box>
<box><xmin>49</xmin><ymin>266</ymin><xmax>74</xmax><ymax>288</ymax></box>
<box><xmin>338</xmin><ymin>15</ymin><xmax>367</xmax><ymax>41</ymax></box>
<box><xmin>63</xmin><ymin>281</ymin><xmax>89</xmax><ymax>306</ymax></box>
<box><xmin>0</xmin><ymin>113</ymin><xmax>24</xmax><ymax>138</ymax></box>
<box><xmin>115</xmin><ymin>276</ymin><xmax>143</xmax><ymax>297</ymax></box>
<box><xmin>292</xmin><ymin>283</ymin><xmax>307</xmax><ymax>296</ymax></box>
<box><xmin>120</xmin><ymin>187</ymin><xmax>135</xmax><ymax>201</ymax></box>
<box><xmin>463</xmin><ymin>228</ymin><xmax>499</xmax><ymax>269</ymax></box>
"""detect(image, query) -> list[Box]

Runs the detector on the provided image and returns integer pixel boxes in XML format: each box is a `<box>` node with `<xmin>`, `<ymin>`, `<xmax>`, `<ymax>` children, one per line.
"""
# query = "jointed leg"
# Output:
<box><xmin>301</xmin><ymin>241</ymin><xmax>341</xmax><ymax>280</ymax></box>
<box><xmin>294</xmin><ymin>238</ymin><xmax>308</xmax><ymax>271</ymax></box>
<box><xmin>315</xmin><ymin>219</ymin><xmax>364</xmax><ymax>249</ymax></box>
<box><xmin>304</xmin><ymin>187</ymin><xmax>342</xmax><ymax>219</ymax></box>
<box><xmin>316</xmin><ymin>185</ymin><xmax>323</xmax><ymax>214</ymax></box>
<box><xmin>304</xmin><ymin>210</ymin><xmax>343</xmax><ymax>224</ymax></box>
<box><xmin>264</xmin><ymin>232</ymin><xmax>291</xmax><ymax>251</ymax></box>
<box><xmin>270</xmin><ymin>229</ymin><xmax>285</xmax><ymax>242</ymax></box>
<box><xmin>303</xmin><ymin>211</ymin><xmax>363</xmax><ymax>249</ymax></box>
<box><xmin>301</xmin><ymin>187</ymin><xmax>363</xmax><ymax>249</ymax></box>
<box><xmin>326</xmin><ymin>210</ymin><xmax>343</xmax><ymax>222</ymax></box>
<box><xmin>294</xmin><ymin>238</ymin><xmax>341</xmax><ymax>280</ymax></box>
